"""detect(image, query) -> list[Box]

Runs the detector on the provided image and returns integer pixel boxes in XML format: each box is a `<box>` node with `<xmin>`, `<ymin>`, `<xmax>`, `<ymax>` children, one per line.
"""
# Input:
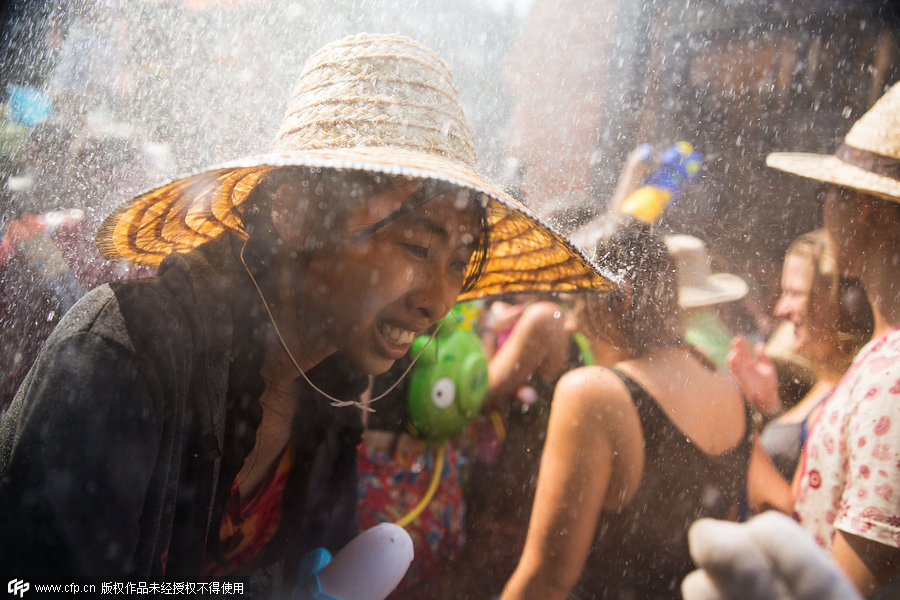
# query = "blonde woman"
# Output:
<box><xmin>729</xmin><ymin>230</ymin><xmax>873</xmax><ymax>513</ymax></box>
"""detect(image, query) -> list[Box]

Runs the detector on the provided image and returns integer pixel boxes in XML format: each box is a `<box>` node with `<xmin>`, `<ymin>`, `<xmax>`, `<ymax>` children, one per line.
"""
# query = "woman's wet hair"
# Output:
<box><xmin>579</xmin><ymin>214</ymin><xmax>681</xmax><ymax>358</ymax></box>
<box><xmin>207</xmin><ymin>284</ymin><xmax>267</xmax><ymax>565</ymax></box>
<box><xmin>241</xmin><ymin>167</ymin><xmax>395</xmax><ymax>252</ymax></box>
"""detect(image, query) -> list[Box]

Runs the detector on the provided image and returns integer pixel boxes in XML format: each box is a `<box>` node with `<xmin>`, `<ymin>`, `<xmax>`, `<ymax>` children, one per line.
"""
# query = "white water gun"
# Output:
<box><xmin>297</xmin><ymin>523</ymin><xmax>414</xmax><ymax>600</ymax></box>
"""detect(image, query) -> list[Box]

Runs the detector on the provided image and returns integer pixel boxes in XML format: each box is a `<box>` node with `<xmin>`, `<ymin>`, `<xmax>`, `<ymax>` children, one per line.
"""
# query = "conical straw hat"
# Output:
<box><xmin>96</xmin><ymin>33</ymin><xmax>614</xmax><ymax>300</ymax></box>
<box><xmin>766</xmin><ymin>81</ymin><xmax>900</xmax><ymax>202</ymax></box>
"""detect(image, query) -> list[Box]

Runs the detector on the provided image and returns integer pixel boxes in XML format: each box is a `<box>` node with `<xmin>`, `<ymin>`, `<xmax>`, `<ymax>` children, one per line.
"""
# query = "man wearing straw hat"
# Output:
<box><xmin>0</xmin><ymin>33</ymin><xmax>611</xmax><ymax>588</ymax></box>
<box><xmin>683</xmin><ymin>82</ymin><xmax>900</xmax><ymax>600</ymax></box>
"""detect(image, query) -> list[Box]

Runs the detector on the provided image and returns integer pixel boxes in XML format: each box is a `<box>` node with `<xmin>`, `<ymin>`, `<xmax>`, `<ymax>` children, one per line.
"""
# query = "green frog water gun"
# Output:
<box><xmin>405</xmin><ymin>304</ymin><xmax>488</xmax><ymax>441</ymax></box>
<box><xmin>393</xmin><ymin>305</ymin><xmax>488</xmax><ymax>528</ymax></box>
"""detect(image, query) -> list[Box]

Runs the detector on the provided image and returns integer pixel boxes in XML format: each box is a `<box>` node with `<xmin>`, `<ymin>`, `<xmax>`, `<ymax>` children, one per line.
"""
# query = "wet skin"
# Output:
<box><xmin>287</xmin><ymin>181</ymin><xmax>481</xmax><ymax>376</ymax></box>
<box><xmin>773</xmin><ymin>253</ymin><xmax>814</xmax><ymax>350</ymax></box>
<box><xmin>823</xmin><ymin>186</ymin><xmax>866</xmax><ymax>278</ymax></box>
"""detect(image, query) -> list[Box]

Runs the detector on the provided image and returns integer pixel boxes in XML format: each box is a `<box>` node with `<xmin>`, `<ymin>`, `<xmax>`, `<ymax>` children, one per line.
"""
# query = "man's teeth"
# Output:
<box><xmin>381</xmin><ymin>324</ymin><xmax>415</xmax><ymax>345</ymax></box>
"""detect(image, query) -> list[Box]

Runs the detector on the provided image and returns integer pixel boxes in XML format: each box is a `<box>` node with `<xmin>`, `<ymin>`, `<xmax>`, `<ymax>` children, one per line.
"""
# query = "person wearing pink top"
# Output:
<box><xmin>683</xmin><ymin>82</ymin><xmax>900</xmax><ymax>600</ymax></box>
<box><xmin>778</xmin><ymin>83</ymin><xmax>900</xmax><ymax>595</ymax></box>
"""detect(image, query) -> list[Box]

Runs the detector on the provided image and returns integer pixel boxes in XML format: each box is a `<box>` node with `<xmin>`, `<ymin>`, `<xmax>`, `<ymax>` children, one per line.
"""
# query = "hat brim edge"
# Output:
<box><xmin>98</xmin><ymin>148</ymin><xmax>620</xmax><ymax>297</ymax></box>
<box><xmin>678</xmin><ymin>273</ymin><xmax>749</xmax><ymax>309</ymax></box>
<box><xmin>766</xmin><ymin>152</ymin><xmax>900</xmax><ymax>202</ymax></box>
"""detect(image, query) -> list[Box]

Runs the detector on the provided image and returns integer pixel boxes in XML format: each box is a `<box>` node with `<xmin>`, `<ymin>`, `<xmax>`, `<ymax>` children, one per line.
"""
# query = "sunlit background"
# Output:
<box><xmin>1</xmin><ymin>0</ymin><xmax>899</xmax><ymax>311</ymax></box>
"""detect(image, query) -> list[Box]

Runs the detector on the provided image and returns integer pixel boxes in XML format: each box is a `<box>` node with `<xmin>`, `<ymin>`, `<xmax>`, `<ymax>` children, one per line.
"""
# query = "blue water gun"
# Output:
<box><xmin>620</xmin><ymin>141</ymin><xmax>705</xmax><ymax>222</ymax></box>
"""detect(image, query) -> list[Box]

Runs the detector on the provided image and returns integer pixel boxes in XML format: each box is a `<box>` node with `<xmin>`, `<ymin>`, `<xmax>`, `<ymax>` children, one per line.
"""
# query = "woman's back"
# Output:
<box><xmin>572</xmin><ymin>347</ymin><xmax>751</xmax><ymax>599</ymax></box>
<box><xmin>618</xmin><ymin>347</ymin><xmax>748</xmax><ymax>459</ymax></box>
<box><xmin>501</xmin><ymin>217</ymin><xmax>751</xmax><ymax>600</ymax></box>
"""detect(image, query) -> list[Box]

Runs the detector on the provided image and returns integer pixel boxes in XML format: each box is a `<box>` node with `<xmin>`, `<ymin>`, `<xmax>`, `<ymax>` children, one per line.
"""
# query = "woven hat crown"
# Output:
<box><xmin>271</xmin><ymin>33</ymin><xmax>477</xmax><ymax>168</ymax></box>
<box><xmin>844</xmin><ymin>82</ymin><xmax>900</xmax><ymax>160</ymax></box>
<box><xmin>766</xmin><ymin>81</ymin><xmax>900</xmax><ymax>202</ymax></box>
<box><xmin>664</xmin><ymin>234</ymin><xmax>748</xmax><ymax>308</ymax></box>
<box><xmin>94</xmin><ymin>33</ymin><xmax>614</xmax><ymax>299</ymax></box>
<box><xmin>665</xmin><ymin>234</ymin><xmax>714</xmax><ymax>288</ymax></box>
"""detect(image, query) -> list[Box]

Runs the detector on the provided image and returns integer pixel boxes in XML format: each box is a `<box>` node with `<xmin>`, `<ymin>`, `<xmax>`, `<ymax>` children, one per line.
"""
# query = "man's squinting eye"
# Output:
<box><xmin>401</xmin><ymin>242</ymin><xmax>429</xmax><ymax>258</ymax></box>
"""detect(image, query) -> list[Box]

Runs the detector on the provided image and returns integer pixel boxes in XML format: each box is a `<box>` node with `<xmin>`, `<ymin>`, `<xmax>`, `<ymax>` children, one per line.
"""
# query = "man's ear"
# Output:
<box><xmin>856</xmin><ymin>194</ymin><xmax>877</xmax><ymax>225</ymax></box>
<box><xmin>270</xmin><ymin>182</ymin><xmax>308</xmax><ymax>248</ymax></box>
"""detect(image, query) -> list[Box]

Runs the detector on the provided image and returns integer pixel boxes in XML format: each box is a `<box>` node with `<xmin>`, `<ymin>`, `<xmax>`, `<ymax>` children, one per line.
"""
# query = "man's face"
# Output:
<box><xmin>297</xmin><ymin>181</ymin><xmax>480</xmax><ymax>375</ymax></box>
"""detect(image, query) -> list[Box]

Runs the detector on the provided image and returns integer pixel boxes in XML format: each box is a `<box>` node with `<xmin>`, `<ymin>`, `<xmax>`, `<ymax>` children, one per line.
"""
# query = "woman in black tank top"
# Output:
<box><xmin>502</xmin><ymin>215</ymin><xmax>753</xmax><ymax>600</ymax></box>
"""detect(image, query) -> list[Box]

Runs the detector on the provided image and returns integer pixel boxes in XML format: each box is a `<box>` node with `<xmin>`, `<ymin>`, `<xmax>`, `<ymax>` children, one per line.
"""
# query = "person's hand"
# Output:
<box><xmin>681</xmin><ymin>511</ymin><xmax>862</xmax><ymax>600</ymax></box>
<box><xmin>609</xmin><ymin>143</ymin><xmax>661</xmax><ymax>212</ymax></box>
<box><xmin>486</xmin><ymin>301</ymin><xmax>525</xmax><ymax>332</ymax></box>
<box><xmin>4</xmin><ymin>213</ymin><xmax>42</xmax><ymax>245</ymax></box>
<box><xmin>726</xmin><ymin>335</ymin><xmax>781</xmax><ymax>416</ymax></box>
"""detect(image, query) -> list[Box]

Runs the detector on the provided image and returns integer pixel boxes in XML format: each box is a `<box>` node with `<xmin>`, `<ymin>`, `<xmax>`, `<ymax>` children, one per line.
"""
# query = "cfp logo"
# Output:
<box><xmin>7</xmin><ymin>580</ymin><xmax>29</xmax><ymax>598</ymax></box>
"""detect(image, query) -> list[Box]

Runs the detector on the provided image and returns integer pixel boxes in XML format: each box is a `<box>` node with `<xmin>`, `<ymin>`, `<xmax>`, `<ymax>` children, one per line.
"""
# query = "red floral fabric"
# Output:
<box><xmin>202</xmin><ymin>444</ymin><xmax>294</xmax><ymax>576</ymax></box>
<box><xmin>357</xmin><ymin>442</ymin><xmax>465</xmax><ymax>599</ymax></box>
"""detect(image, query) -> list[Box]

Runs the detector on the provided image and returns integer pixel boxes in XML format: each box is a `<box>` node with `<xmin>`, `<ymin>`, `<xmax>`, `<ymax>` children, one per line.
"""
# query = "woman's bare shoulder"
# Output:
<box><xmin>554</xmin><ymin>366</ymin><xmax>636</xmax><ymax>424</ymax></box>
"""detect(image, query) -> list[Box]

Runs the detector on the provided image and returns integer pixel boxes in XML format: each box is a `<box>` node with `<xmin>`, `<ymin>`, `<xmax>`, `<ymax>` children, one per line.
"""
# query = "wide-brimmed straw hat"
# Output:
<box><xmin>95</xmin><ymin>33</ymin><xmax>613</xmax><ymax>300</ymax></box>
<box><xmin>663</xmin><ymin>234</ymin><xmax>748</xmax><ymax>309</ymax></box>
<box><xmin>766</xmin><ymin>81</ymin><xmax>900</xmax><ymax>202</ymax></box>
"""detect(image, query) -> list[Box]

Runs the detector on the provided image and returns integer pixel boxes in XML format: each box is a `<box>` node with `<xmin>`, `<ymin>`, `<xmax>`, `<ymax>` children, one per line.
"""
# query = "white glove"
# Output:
<box><xmin>681</xmin><ymin>511</ymin><xmax>861</xmax><ymax>600</ymax></box>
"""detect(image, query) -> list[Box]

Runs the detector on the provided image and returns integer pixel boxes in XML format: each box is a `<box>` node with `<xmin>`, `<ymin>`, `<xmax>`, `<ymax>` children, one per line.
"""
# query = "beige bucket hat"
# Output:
<box><xmin>664</xmin><ymin>234</ymin><xmax>748</xmax><ymax>309</ymax></box>
<box><xmin>766</xmin><ymin>81</ymin><xmax>900</xmax><ymax>202</ymax></box>
<box><xmin>96</xmin><ymin>33</ymin><xmax>613</xmax><ymax>300</ymax></box>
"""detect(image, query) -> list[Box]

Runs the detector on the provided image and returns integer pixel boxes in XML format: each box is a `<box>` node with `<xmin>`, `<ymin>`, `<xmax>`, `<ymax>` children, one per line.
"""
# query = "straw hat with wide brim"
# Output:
<box><xmin>766</xmin><ymin>81</ymin><xmax>900</xmax><ymax>202</ymax></box>
<box><xmin>663</xmin><ymin>234</ymin><xmax>748</xmax><ymax>309</ymax></box>
<box><xmin>95</xmin><ymin>33</ymin><xmax>613</xmax><ymax>300</ymax></box>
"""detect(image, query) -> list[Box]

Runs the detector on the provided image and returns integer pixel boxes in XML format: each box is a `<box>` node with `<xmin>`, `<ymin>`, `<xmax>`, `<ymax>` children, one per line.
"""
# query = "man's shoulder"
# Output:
<box><xmin>837</xmin><ymin>328</ymin><xmax>900</xmax><ymax>405</ymax></box>
<box><xmin>857</xmin><ymin>328</ymin><xmax>900</xmax><ymax>370</ymax></box>
<box><xmin>882</xmin><ymin>327</ymin><xmax>900</xmax><ymax>351</ymax></box>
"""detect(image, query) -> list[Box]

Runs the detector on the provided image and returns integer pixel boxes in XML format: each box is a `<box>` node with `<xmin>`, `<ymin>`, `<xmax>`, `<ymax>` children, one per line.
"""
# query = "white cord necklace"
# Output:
<box><xmin>239</xmin><ymin>238</ymin><xmax>442</xmax><ymax>410</ymax></box>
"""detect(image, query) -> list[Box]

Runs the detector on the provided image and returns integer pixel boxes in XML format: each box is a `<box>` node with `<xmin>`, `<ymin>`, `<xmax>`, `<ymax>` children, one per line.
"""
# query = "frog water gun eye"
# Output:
<box><xmin>405</xmin><ymin>305</ymin><xmax>488</xmax><ymax>441</ymax></box>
